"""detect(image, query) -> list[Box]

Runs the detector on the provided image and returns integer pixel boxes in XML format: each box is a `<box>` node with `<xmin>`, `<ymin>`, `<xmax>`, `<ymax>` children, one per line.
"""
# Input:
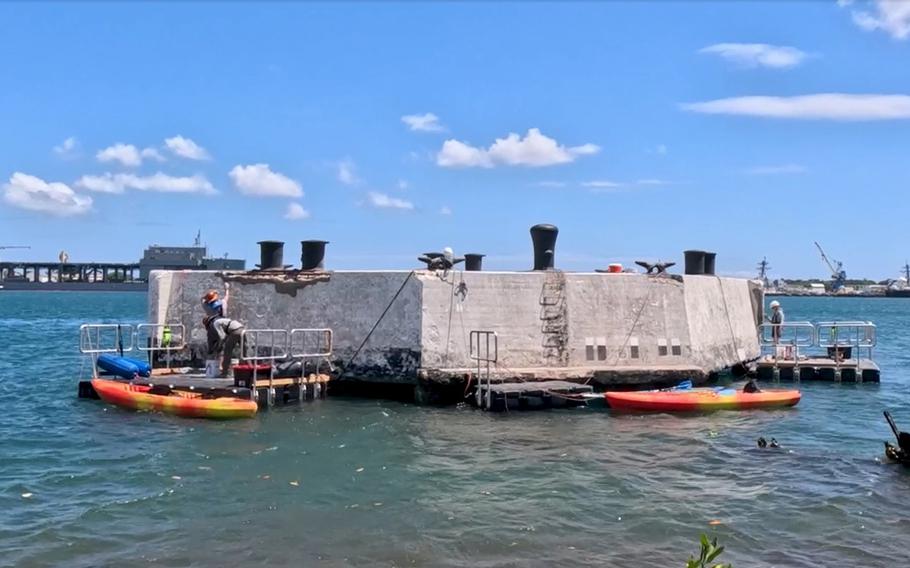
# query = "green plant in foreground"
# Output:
<box><xmin>686</xmin><ymin>534</ymin><xmax>732</xmax><ymax>568</ymax></box>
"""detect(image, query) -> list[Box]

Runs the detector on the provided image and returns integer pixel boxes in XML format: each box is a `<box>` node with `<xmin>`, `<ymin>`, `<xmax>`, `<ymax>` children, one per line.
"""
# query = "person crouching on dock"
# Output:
<box><xmin>204</xmin><ymin>316</ymin><xmax>244</xmax><ymax>378</ymax></box>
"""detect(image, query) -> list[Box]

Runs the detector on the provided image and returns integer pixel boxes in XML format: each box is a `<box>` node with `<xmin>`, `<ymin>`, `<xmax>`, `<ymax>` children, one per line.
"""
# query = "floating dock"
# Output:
<box><xmin>77</xmin><ymin>323</ymin><xmax>333</xmax><ymax>409</ymax></box>
<box><xmin>472</xmin><ymin>381</ymin><xmax>593</xmax><ymax>412</ymax></box>
<box><xmin>754</xmin><ymin>321</ymin><xmax>880</xmax><ymax>383</ymax></box>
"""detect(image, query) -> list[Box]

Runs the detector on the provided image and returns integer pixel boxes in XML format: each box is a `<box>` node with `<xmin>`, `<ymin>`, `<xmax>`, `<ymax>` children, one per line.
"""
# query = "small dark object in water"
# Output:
<box><xmin>769</xmin><ymin>438</ymin><xmax>780</xmax><ymax>449</ymax></box>
<box><xmin>883</xmin><ymin>411</ymin><xmax>910</xmax><ymax>464</ymax></box>
<box><xmin>757</xmin><ymin>437</ymin><xmax>767</xmax><ymax>448</ymax></box>
<box><xmin>743</xmin><ymin>379</ymin><xmax>762</xmax><ymax>393</ymax></box>
<box><xmin>884</xmin><ymin>442</ymin><xmax>907</xmax><ymax>464</ymax></box>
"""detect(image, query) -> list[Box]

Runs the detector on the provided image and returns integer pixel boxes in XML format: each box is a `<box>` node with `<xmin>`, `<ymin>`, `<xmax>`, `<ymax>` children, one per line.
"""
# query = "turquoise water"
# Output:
<box><xmin>1</xmin><ymin>292</ymin><xmax>909</xmax><ymax>567</ymax></box>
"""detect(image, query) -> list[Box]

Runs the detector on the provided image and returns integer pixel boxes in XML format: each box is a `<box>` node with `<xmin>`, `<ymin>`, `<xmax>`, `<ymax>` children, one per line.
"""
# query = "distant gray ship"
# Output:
<box><xmin>0</xmin><ymin>233</ymin><xmax>244</xmax><ymax>291</ymax></box>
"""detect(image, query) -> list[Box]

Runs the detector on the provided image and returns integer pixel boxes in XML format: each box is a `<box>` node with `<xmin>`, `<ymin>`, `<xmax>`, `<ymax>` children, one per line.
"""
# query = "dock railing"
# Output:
<box><xmin>80</xmin><ymin>323</ymin><xmax>187</xmax><ymax>377</ymax></box>
<box><xmin>470</xmin><ymin>330</ymin><xmax>498</xmax><ymax>410</ymax></box>
<box><xmin>136</xmin><ymin>323</ymin><xmax>186</xmax><ymax>371</ymax></box>
<box><xmin>816</xmin><ymin>321</ymin><xmax>876</xmax><ymax>367</ymax></box>
<box><xmin>79</xmin><ymin>323</ymin><xmax>136</xmax><ymax>377</ymax></box>
<box><xmin>759</xmin><ymin>321</ymin><xmax>816</xmax><ymax>354</ymax></box>
<box><xmin>290</xmin><ymin>328</ymin><xmax>334</xmax><ymax>402</ymax></box>
<box><xmin>239</xmin><ymin>328</ymin><xmax>289</xmax><ymax>405</ymax></box>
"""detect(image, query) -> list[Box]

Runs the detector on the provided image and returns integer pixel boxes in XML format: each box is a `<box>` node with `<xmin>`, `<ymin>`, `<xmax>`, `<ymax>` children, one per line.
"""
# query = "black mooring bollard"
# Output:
<box><xmin>301</xmin><ymin>240</ymin><xmax>329</xmax><ymax>270</ymax></box>
<box><xmin>530</xmin><ymin>224</ymin><xmax>558</xmax><ymax>271</ymax></box>
<box><xmin>683</xmin><ymin>250</ymin><xmax>706</xmax><ymax>275</ymax></box>
<box><xmin>257</xmin><ymin>240</ymin><xmax>285</xmax><ymax>270</ymax></box>
<box><xmin>464</xmin><ymin>253</ymin><xmax>485</xmax><ymax>271</ymax></box>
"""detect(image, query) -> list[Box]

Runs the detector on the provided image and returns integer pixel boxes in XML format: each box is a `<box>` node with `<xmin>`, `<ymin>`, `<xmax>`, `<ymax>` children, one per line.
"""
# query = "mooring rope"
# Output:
<box><xmin>339</xmin><ymin>270</ymin><xmax>416</xmax><ymax>377</ymax></box>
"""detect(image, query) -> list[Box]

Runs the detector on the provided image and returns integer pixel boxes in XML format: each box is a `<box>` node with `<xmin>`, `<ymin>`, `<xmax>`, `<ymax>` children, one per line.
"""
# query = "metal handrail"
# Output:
<box><xmin>816</xmin><ymin>322</ymin><xmax>876</xmax><ymax>348</ymax></box>
<box><xmin>759</xmin><ymin>321</ymin><xmax>815</xmax><ymax>347</ymax></box>
<box><xmin>470</xmin><ymin>330</ymin><xmax>498</xmax><ymax>410</ymax></box>
<box><xmin>79</xmin><ymin>324</ymin><xmax>134</xmax><ymax>354</ymax></box>
<box><xmin>136</xmin><ymin>323</ymin><xmax>187</xmax><ymax>352</ymax></box>
<box><xmin>289</xmin><ymin>328</ymin><xmax>333</xmax><ymax>358</ymax></box>
<box><xmin>239</xmin><ymin>329</ymin><xmax>290</xmax><ymax>362</ymax></box>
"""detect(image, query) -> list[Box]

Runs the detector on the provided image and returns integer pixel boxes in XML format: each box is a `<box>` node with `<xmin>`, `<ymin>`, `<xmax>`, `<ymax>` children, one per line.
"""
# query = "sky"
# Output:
<box><xmin>1</xmin><ymin>1</ymin><xmax>909</xmax><ymax>280</ymax></box>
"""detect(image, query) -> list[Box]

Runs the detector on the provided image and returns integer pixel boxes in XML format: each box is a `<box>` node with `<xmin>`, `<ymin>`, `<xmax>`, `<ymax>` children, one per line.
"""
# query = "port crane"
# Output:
<box><xmin>814</xmin><ymin>241</ymin><xmax>847</xmax><ymax>292</ymax></box>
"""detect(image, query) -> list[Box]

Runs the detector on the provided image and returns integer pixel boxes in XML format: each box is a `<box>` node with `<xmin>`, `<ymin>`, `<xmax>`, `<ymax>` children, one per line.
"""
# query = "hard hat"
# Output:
<box><xmin>770</xmin><ymin>300</ymin><xmax>780</xmax><ymax>308</ymax></box>
<box><xmin>202</xmin><ymin>289</ymin><xmax>219</xmax><ymax>302</ymax></box>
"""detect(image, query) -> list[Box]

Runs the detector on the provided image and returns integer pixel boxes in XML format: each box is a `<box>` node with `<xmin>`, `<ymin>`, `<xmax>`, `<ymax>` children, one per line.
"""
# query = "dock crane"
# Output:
<box><xmin>814</xmin><ymin>241</ymin><xmax>847</xmax><ymax>292</ymax></box>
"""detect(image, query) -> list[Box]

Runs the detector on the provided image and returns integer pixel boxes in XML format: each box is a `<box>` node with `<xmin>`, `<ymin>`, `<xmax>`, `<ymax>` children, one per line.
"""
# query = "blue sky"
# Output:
<box><xmin>1</xmin><ymin>1</ymin><xmax>909</xmax><ymax>280</ymax></box>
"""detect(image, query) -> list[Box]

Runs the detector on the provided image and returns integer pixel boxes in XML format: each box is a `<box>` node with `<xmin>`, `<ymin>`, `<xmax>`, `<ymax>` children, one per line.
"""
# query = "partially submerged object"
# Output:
<box><xmin>883</xmin><ymin>411</ymin><xmax>910</xmax><ymax>465</ymax></box>
<box><xmin>605</xmin><ymin>387</ymin><xmax>801</xmax><ymax>412</ymax></box>
<box><xmin>92</xmin><ymin>378</ymin><xmax>258</xmax><ymax>420</ymax></box>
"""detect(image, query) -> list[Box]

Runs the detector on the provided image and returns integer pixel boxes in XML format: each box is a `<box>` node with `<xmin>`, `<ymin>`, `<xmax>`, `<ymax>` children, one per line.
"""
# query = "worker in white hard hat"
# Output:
<box><xmin>766</xmin><ymin>300</ymin><xmax>784</xmax><ymax>343</ymax></box>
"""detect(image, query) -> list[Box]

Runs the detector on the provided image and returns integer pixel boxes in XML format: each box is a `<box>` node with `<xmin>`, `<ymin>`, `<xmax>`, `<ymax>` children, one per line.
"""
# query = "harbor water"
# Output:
<box><xmin>1</xmin><ymin>292</ymin><xmax>909</xmax><ymax>567</ymax></box>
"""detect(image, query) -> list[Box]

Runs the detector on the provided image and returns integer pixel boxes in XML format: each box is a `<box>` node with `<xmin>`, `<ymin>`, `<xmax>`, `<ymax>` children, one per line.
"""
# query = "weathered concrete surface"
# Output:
<box><xmin>149</xmin><ymin>270</ymin><xmax>422</xmax><ymax>380</ymax></box>
<box><xmin>148</xmin><ymin>269</ymin><xmax>762</xmax><ymax>398</ymax></box>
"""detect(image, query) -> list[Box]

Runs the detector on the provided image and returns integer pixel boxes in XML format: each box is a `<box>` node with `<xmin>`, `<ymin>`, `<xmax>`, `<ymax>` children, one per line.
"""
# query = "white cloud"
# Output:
<box><xmin>744</xmin><ymin>164</ymin><xmax>808</xmax><ymax>175</ymax></box>
<box><xmin>699</xmin><ymin>43</ymin><xmax>809</xmax><ymax>68</ymax></box>
<box><xmin>437</xmin><ymin>128</ymin><xmax>600</xmax><ymax>168</ymax></box>
<box><xmin>581</xmin><ymin>180</ymin><xmax>624</xmax><ymax>188</ymax></box>
<box><xmin>851</xmin><ymin>0</ymin><xmax>910</xmax><ymax>40</ymax></box>
<box><xmin>581</xmin><ymin>179</ymin><xmax>671</xmax><ymax>192</ymax></box>
<box><xmin>164</xmin><ymin>135</ymin><xmax>211</xmax><ymax>160</ymax></box>
<box><xmin>337</xmin><ymin>159</ymin><xmax>360</xmax><ymax>185</ymax></box>
<box><xmin>367</xmin><ymin>191</ymin><xmax>414</xmax><ymax>210</ymax></box>
<box><xmin>53</xmin><ymin>137</ymin><xmax>77</xmax><ymax>156</ymax></box>
<box><xmin>536</xmin><ymin>181</ymin><xmax>567</xmax><ymax>188</ymax></box>
<box><xmin>398</xmin><ymin>179</ymin><xmax>409</xmax><ymax>190</ymax></box>
<box><xmin>681</xmin><ymin>94</ymin><xmax>910</xmax><ymax>120</ymax></box>
<box><xmin>437</xmin><ymin>139</ymin><xmax>493</xmax><ymax>168</ymax></box>
<box><xmin>401</xmin><ymin>112</ymin><xmax>445</xmax><ymax>132</ymax></box>
<box><xmin>75</xmin><ymin>172</ymin><xmax>216</xmax><ymax>194</ymax></box>
<box><xmin>97</xmin><ymin>143</ymin><xmax>142</xmax><ymax>167</ymax></box>
<box><xmin>229</xmin><ymin>164</ymin><xmax>302</xmax><ymax>197</ymax></box>
<box><xmin>3</xmin><ymin>172</ymin><xmax>92</xmax><ymax>216</ymax></box>
<box><xmin>284</xmin><ymin>202</ymin><xmax>310</xmax><ymax>220</ymax></box>
<box><xmin>141</xmin><ymin>147</ymin><xmax>167</xmax><ymax>162</ymax></box>
<box><xmin>439</xmin><ymin>205</ymin><xmax>452</xmax><ymax>215</ymax></box>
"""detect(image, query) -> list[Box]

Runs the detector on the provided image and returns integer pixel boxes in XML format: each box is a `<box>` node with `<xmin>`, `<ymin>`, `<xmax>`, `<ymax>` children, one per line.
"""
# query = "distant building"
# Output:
<box><xmin>808</xmin><ymin>282</ymin><xmax>826</xmax><ymax>295</ymax></box>
<box><xmin>139</xmin><ymin>245</ymin><xmax>245</xmax><ymax>280</ymax></box>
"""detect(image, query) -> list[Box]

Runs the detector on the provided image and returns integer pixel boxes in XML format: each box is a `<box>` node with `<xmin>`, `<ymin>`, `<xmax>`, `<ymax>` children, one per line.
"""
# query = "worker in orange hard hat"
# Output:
<box><xmin>201</xmin><ymin>289</ymin><xmax>224</xmax><ymax>319</ymax></box>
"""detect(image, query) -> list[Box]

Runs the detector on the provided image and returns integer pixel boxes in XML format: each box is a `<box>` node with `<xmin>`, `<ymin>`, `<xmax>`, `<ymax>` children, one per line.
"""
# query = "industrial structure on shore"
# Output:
<box><xmin>0</xmin><ymin>233</ymin><xmax>244</xmax><ymax>291</ymax></box>
<box><xmin>146</xmin><ymin>226</ymin><xmax>763</xmax><ymax>403</ymax></box>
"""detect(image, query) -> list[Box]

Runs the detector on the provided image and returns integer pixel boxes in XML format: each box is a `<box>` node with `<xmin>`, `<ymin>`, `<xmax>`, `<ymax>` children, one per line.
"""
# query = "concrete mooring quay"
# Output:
<box><xmin>148</xmin><ymin>228</ymin><xmax>763</xmax><ymax>404</ymax></box>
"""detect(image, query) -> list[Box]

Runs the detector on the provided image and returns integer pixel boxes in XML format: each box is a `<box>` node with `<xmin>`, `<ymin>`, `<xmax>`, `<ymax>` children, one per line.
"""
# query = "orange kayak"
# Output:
<box><xmin>92</xmin><ymin>378</ymin><xmax>258</xmax><ymax>420</ymax></box>
<box><xmin>605</xmin><ymin>388</ymin><xmax>801</xmax><ymax>412</ymax></box>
